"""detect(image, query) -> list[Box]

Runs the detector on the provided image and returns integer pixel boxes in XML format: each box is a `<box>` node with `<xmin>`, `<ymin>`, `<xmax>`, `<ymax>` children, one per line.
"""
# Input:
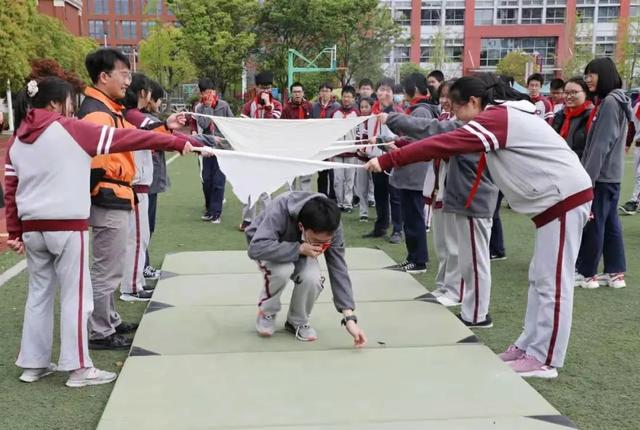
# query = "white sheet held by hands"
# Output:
<box><xmin>195</xmin><ymin>147</ymin><xmax>360</xmax><ymax>205</ymax></box>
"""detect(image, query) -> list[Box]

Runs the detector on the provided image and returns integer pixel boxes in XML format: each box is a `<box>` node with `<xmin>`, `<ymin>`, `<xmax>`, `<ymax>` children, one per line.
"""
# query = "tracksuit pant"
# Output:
<box><xmin>432</xmin><ymin>209</ymin><xmax>463</xmax><ymax>301</ymax></box>
<box><xmin>144</xmin><ymin>192</ymin><xmax>158</xmax><ymax>268</ymax></box>
<box><xmin>576</xmin><ymin>182</ymin><xmax>626</xmax><ymax>277</ymax></box>
<box><xmin>355</xmin><ymin>166</ymin><xmax>371</xmax><ymax>217</ymax></box>
<box><xmin>200</xmin><ymin>155</ymin><xmax>226</xmax><ymax>218</ymax></box>
<box><xmin>372</xmin><ymin>172</ymin><xmax>403</xmax><ymax>235</ymax></box>
<box><xmin>257</xmin><ymin>257</ymin><xmax>324</xmax><ymax>326</ymax></box>
<box><xmin>515</xmin><ymin>202</ymin><xmax>590</xmax><ymax>368</ymax></box>
<box><xmin>122</xmin><ymin>193</ymin><xmax>150</xmax><ymax>295</ymax></box>
<box><xmin>399</xmin><ymin>189</ymin><xmax>428</xmax><ymax>265</ymax></box>
<box><xmin>631</xmin><ymin>146</ymin><xmax>640</xmax><ymax>202</ymax></box>
<box><xmin>490</xmin><ymin>192</ymin><xmax>505</xmax><ymax>257</ymax></box>
<box><xmin>89</xmin><ymin>205</ymin><xmax>128</xmax><ymax>340</ymax></box>
<box><xmin>17</xmin><ymin>231</ymin><xmax>93</xmax><ymax>371</ymax></box>
<box><xmin>453</xmin><ymin>214</ymin><xmax>492</xmax><ymax>324</ymax></box>
<box><xmin>333</xmin><ymin>157</ymin><xmax>358</xmax><ymax>209</ymax></box>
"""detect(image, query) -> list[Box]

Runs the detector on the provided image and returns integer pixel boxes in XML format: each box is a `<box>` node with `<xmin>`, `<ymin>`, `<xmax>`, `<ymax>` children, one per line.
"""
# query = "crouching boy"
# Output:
<box><xmin>245</xmin><ymin>192</ymin><xmax>367</xmax><ymax>347</ymax></box>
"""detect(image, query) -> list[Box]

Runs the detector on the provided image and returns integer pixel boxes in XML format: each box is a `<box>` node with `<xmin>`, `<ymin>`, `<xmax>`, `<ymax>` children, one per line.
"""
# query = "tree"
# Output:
<box><xmin>428</xmin><ymin>31</ymin><xmax>446</xmax><ymax>71</ymax></box>
<box><xmin>496</xmin><ymin>51</ymin><xmax>531</xmax><ymax>86</ymax></box>
<box><xmin>398</xmin><ymin>63</ymin><xmax>427</xmax><ymax>82</ymax></box>
<box><xmin>563</xmin><ymin>13</ymin><xmax>594</xmax><ymax>79</ymax></box>
<box><xmin>618</xmin><ymin>15</ymin><xmax>640</xmax><ymax>88</ymax></box>
<box><xmin>139</xmin><ymin>24</ymin><xmax>197</xmax><ymax>94</ymax></box>
<box><xmin>0</xmin><ymin>0</ymin><xmax>36</xmax><ymax>92</ymax></box>
<box><xmin>171</xmin><ymin>0</ymin><xmax>259</xmax><ymax>93</ymax></box>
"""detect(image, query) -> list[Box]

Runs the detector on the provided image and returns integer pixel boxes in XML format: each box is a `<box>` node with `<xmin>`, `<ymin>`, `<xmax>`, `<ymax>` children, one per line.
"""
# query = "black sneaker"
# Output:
<box><xmin>362</xmin><ymin>230</ymin><xmax>386</xmax><ymax>238</ymax></box>
<box><xmin>388</xmin><ymin>231</ymin><xmax>403</xmax><ymax>244</ymax></box>
<box><xmin>238</xmin><ymin>220</ymin><xmax>251</xmax><ymax>232</ymax></box>
<box><xmin>143</xmin><ymin>283</ymin><xmax>156</xmax><ymax>292</ymax></box>
<box><xmin>457</xmin><ymin>313</ymin><xmax>493</xmax><ymax>329</ymax></box>
<box><xmin>403</xmin><ymin>262</ymin><xmax>427</xmax><ymax>274</ymax></box>
<box><xmin>89</xmin><ymin>333</ymin><xmax>132</xmax><ymax>350</ymax></box>
<box><xmin>367</xmin><ymin>200</ymin><xmax>376</xmax><ymax>207</ymax></box>
<box><xmin>359</xmin><ymin>216</ymin><xmax>368</xmax><ymax>222</ymax></box>
<box><xmin>120</xmin><ymin>290</ymin><xmax>153</xmax><ymax>302</ymax></box>
<box><xmin>201</xmin><ymin>212</ymin><xmax>214</xmax><ymax>221</ymax></box>
<box><xmin>344</xmin><ymin>207</ymin><xmax>353</xmax><ymax>214</ymax></box>
<box><xmin>490</xmin><ymin>254</ymin><xmax>507</xmax><ymax>261</ymax></box>
<box><xmin>619</xmin><ymin>200</ymin><xmax>639</xmax><ymax>215</ymax></box>
<box><xmin>143</xmin><ymin>265</ymin><xmax>160</xmax><ymax>280</ymax></box>
<box><xmin>115</xmin><ymin>321</ymin><xmax>139</xmax><ymax>334</ymax></box>
<box><xmin>385</xmin><ymin>260</ymin><xmax>410</xmax><ymax>271</ymax></box>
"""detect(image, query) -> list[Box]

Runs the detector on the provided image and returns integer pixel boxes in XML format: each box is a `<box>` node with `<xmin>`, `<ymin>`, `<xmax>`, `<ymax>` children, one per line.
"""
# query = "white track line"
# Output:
<box><xmin>0</xmin><ymin>259</ymin><xmax>27</xmax><ymax>288</ymax></box>
<box><xmin>167</xmin><ymin>153</ymin><xmax>180</xmax><ymax>165</ymax></box>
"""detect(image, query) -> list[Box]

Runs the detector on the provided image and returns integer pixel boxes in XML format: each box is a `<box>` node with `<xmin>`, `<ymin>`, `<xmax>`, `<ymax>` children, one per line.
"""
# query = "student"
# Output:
<box><xmin>549</xmin><ymin>78</ymin><xmax>565</xmax><ymax>113</ymax></box>
<box><xmin>195</xmin><ymin>78</ymin><xmax>233</xmax><ymax>224</ymax></box>
<box><xmin>246</xmin><ymin>192</ymin><xmax>367</xmax><ymax>346</ymax></box>
<box><xmin>427</xmin><ymin>70</ymin><xmax>444</xmax><ymax>93</ymax></box>
<box><xmin>551</xmin><ymin>77</ymin><xmax>593</xmax><ymax>160</ymax></box>
<box><xmin>5</xmin><ymin>76</ymin><xmax>193</xmax><ymax>387</ymax></box>
<box><xmin>362</xmin><ymin>79</ymin><xmax>404</xmax><ymax>242</ymax></box>
<box><xmin>239</xmin><ymin>71</ymin><xmax>282</xmax><ymax>231</ymax></box>
<box><xmin>527</xmin><ymin>73</ymin><xmax>553</xmax><ymax>123</ymax></box>
<box><xmin>356</xmin><ymin>78</ymin><xmax>376</xmax><ymax>105</ymax></box>
<box><xmin>619</xmin><ymin>100</ymin><xmax>640</xmax><ymax>215</ymax></box>
<box><xmin>576</xmin><ymin>58</ymin><xmax>632</xmax><ymax>289</ymax></box>
<box><xmin>385</xmin><ymin>73</ymin><xmax>440</xmax><ymax>274</ymax></box>
<box><xmin>282</xmin><ymin>82</ymin><xmax>313</xmax><ymax>191</ymax></box>
<box><xmin>364</xmin><ymin>73</ymin><xmax>593</xmax><ymax>379</ymax></box>
<box><xmin>143</xmin><ymin>79</ymin><xmax>171</xmax><ymax>279</ymax></box>
<box><xmin>331</xmin><ymin>85</ymin><xmax>359</xmax><ymax>213</ymax></box>
<box><xmin>311</xmin><ymin>82</ymin><xmax>340</xmax><ymax>199</ymax></box>
<box><xmin>354</xmin><ymin>97</ymin><xmax>375</xmax><ymax>221</ymax></box>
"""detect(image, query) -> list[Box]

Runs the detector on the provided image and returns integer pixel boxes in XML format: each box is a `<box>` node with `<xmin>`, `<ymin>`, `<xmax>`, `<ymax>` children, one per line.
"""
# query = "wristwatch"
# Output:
<box><xmin>341</xmin><ymin>315</ymin><xmax>358</xmax><ymax>326</ymax></box>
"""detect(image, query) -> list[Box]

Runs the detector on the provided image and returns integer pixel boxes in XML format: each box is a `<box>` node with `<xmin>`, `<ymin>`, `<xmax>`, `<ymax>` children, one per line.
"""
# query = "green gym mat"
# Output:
<box><xmin>149</xmin><ymin>269</ymin><xmax>427</xmax><ymax>307</ymax></box>
<box><xmin>160</xmin><ymin>247</ymin><xmax>397</xmax><ymax>275</ymax></box>
<box><xmin>97</xmin><ymin>346</ymin><xmax>565</xmax><ymax>430</ymax></box>
<box><xmin>130</xmin><ymin>301</ymin><xmax>476</xmax><ymax>355</ymax></box>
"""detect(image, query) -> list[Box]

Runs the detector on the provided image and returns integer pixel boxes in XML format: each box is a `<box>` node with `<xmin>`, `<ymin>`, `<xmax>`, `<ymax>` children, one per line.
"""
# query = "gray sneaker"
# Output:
<box><xmin>388</xmin><ymin>231</ymin><xmax>403</xmax><ymax>244</ymax></box>
<box><xmin>256</xmin><ymin>310</ymin><xmax>276</xmax><ymax>337</ymax></box>
<box><xmin>65</xmin><ymin>367</ymin><xmax>117</xmax><ymax>388</ymax></box>
<box><xmin>285</xmin><ymin>321</ymin><xmax>318</xmax><ymax>342</ymax></box>
<box><xmin>19</xmin><ymin>363</ymin><xmax>57</xmax><ymax>383</ymax></box>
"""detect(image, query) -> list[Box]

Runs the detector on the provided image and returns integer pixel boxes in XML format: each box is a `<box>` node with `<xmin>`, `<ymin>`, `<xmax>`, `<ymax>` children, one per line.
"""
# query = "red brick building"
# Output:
<box><xmin>36</xmin><ymin>0</ymin><xmax>84</xmax><ymax>36</ymax></box>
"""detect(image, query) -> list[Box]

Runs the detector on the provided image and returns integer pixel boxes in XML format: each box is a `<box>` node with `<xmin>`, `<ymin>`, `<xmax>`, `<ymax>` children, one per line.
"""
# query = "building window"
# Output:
<box><xmin>141</xmin><ymin>21</ymin><xmax>157</xmax><ymax>38</ymax></box>
<box><xmin>475</xmin><ymin>9</ymin><xmax>493</xmax><ymax>25</ymax></box>
<box><xmin>597</xmin><ymin>6</ymin><xmax>619</xmax><ymax>23</ymax></box>
<box><xmin>546</xmin><ymin>0</ymin><xmax>567</xmax><ymax>4</ymax></box>
<box><xmin>421</xmin><ymin>9</ymin><xmax>441</xmax><ymax>26</ymax></box>
<box><xmin>546</xmin><ymin>7</ymin><xmax>565</xmax><ymax>23</ymax></box>
<box><xmin>89</xmin><ymin>20</ymin><xmax>108</xmax><ymax>39</ymax></box>
<box><xmin>521</xmin><ymin>8</ymin><xmax>542</xmax><ymax>24</ymax></box>
<box><xmin>143</xmin><ymin>0</ymin><xmax>163</xmax><ymax>15</ymax></box>
<box><xmin>393</xmin><ymin>46</ymin><xmax>411</xmax><ymax>63</ymax></box>
<box><xmin>595</xmin><ymin>43</ymin><xmax>616</xmax><ymax>57</ymax></box>
<box><xmin>577</xmin><ymin>7</ymin><xmax>595</xmax><ymax>22</ymax></box>
<box><xmin>496</xmin><ymin>8</ymin><xmax>518</xmax><ymax>25</ymax></box>
<box><xmin>93</xmin><ymin>0</ymin><xmax>109</xmax><ymax>14</ymax></box>
<box><xmin>115</xmin><ymin>0</ymin><xmax>130</xmax><ymax>15</ymax></box>
<box><xmin>499</xmin><ymin>0</ymin><xmax>519</xmax><ymax>5</ymax></box>
<box><xmin>119</xmin><ymin>21</ymin><xmax>137</xmax><ymax>40</ymax></box>
<box><xmin>445</xmin><ymin>9</ymin><xmax>465</xmax><ymax>25</ymax></box>
<box><xmin>522</xmin><ymin>0</ymin><xmax>543</xmax><ymax>5</ymax></box>
<box><xmin>420</xmin><ymin>47</ymin><xmax>432</xmax><ymax>62</ymax></box>
<box><xmin>445</xmin><ymin>46</ymin><xmax>463</xmax><ymax>62</ymax></box>
<box><xmin>394</xmin><ymin>9</ymin><xmax>411</xmax><ymax>26</ymax></box>
<box><xmin>480</xmin><ymin>37</ymin><xmax>557</xmax><ymax>68</ymax></box>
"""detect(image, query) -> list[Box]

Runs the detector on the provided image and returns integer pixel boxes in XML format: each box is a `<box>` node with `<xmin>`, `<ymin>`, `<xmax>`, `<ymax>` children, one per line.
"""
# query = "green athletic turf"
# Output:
<box><xmin>130</xmin><ymin>301</ymin><xmax>476</xmax><ymax>355</ymax></box>
<box><xmin>1</xmin><ymin>154</ymin><xmax>639</xmax><ymax>429</ymax></box>
<box><xmin>150</xmin><ymin>268</ymin><xmax>427</xmax><ymax>307</ymax></box>
<box><xmin>97</xmin><ymin>346</ymin><xmax>560</xmax><ymax>430</ymax></box>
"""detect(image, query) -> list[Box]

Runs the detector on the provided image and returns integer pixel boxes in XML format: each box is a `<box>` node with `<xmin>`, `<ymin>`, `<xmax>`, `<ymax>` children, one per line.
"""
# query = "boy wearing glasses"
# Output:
<box><xmin>246</xmin><ymin>192</ymin><xmax>367</xmax><ymax>347</ymax></box>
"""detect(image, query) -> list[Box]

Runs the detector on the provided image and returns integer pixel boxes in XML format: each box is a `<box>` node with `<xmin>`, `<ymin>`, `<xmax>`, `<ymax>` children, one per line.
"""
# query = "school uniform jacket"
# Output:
<box><xmin>378</xmin><ymin>100</ymin><xmax>593</xmax><ymax>228</ymax></box>
<box><xmin>4</xmin><ymin>109</ymin><xmax>189</xmax><ymax>241</ymax></box>
<box><xmin>332</xmin><ymin>107</ymin><xmax>359</xmax><ymax>157</ymax></box>
<box><xmin>241</xmin><ymin>97</ymin><xmax>283</xmax><ymax>119</ymax></box>
<box><xmin>311</xmin><ymin>100</ymin><xmax>340</xmax><ymax>119</ymax></box>
<box><xmin>281</xmin><ymin>100</ymin><xmax>312</xmax><ymax>119</ymax></box>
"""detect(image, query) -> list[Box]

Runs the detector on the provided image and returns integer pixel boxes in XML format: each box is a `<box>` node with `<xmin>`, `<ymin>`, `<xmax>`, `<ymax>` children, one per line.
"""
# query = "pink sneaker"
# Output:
<box><xmin>498</xmin><ymin>345</ymin><xmax>525</xmax><ymax>362</ymax></box>
<box><xmin>508</xmin><ymin>354</ymin><xmax>558</xmax><ymax>379</ymax></box>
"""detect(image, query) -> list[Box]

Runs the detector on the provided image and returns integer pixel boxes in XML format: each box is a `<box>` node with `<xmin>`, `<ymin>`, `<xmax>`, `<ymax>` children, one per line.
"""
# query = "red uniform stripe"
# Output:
<box><xmin>546</xmin><ymin>213</ymin><xmax>566</xmax><ymax>366</ymax></box>
<box><xmin>257</xmin><ymin>261</ymin><xmax>272</xmax><ymax>306</ymax></box>
<box><xmin>77</xmin><ymin>232</ymin><xmax>85</xmax><ymax>368</ymax></box>
<box><xmin>468</xmin><ymin>217</ymin><xmax>480</xmax><ymax>323</ymax></box>
<box><xmin>131</xmin><ymin>203</ymin><xmax>141</xmax><ymax>293</ymax></box>
<box><xmin>459</xmin><ymin>278</ymin><xmax>465</xmax><ymax>302</ymax></box>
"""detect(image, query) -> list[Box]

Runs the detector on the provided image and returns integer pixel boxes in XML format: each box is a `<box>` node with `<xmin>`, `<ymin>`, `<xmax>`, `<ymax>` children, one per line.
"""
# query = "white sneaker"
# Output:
<box><xmin>576</xmin><ymin>274</ymin><xmax>599</xmax><ymax>289</ymax></box>
<box><xmin>436</xmin><ymin>295</ymin><xmax>462</xmax><ymax>307</ymax></box>
<box><xmin>19</xmin><ymin>363</ymin><xmax>57</xmax><ymax>383</ymax></box>
<box><xmin>574</xmin><ymin>273</ymin><xmax>585</xmax><ymax>288</ymax></box>
<box><xmin>601</xmin><ymin>272</ymin><xmax>626</xmax><ymax>289</ymax></box>
<box><xmin>66</xmin><ymin>367</ymin><xmax>117</xmax><ymax>388</ymax></box>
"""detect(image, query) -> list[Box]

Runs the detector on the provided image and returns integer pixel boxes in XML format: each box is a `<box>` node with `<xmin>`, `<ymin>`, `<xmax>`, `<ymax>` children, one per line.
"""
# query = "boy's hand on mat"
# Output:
<box><xmin>346</xmin><ymin>321</ymin><xmax>367</xmax><ymax>348</ymax></box>
<box><xmin>299</xmin><ymin>242</ymin><xmax>324</xmax><ymax>258</ymax></box>
<box><xmin>8</xmin><ymin>239</ymin><xmax>24</xmax><ymax>254</ymax></box>
<box><xmin>363</xmin><ymin>158</ymin><xmax>382</xmax><ymax>173</ymax></box>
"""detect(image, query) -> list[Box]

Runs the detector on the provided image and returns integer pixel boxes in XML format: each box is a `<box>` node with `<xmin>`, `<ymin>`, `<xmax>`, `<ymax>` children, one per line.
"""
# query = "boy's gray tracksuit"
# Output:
<box><xmin>386</xmin><ymin>113</ymin><xmax>498</xmax><ymax>322</ymax></box>
<box><xmin>245</xmin><ymin>192</ymin><xmax>355</xmax><ymax>325</ymax></box>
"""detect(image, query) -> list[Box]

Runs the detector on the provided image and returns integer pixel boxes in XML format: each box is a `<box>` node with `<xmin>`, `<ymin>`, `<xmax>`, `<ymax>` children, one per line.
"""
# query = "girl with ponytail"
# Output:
<box><xmin>364</xmin><ymin>73</ymin><xmax>593</xmax><ymax>379</ymax></box>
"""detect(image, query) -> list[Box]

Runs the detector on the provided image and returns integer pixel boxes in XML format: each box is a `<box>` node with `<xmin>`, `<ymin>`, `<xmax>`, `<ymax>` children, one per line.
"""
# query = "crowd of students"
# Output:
<box><xmin>5</xmin><ymin>47</ymin><xmax>639</xmax><ymax>387</ymax></box>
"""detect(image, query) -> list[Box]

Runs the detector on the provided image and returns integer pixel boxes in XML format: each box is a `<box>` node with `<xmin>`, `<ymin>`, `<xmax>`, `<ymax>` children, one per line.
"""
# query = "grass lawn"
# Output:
<box><xmin>0</xmin><ymin>154</ymin><xmax>639</xmax><ymax>429</ymax></box>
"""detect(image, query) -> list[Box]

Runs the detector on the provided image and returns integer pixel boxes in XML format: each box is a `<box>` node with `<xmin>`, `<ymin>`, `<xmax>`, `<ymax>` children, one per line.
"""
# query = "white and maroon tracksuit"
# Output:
<box><xmin>378</xmin><ymin>100</ymin><xmax>593</xmax><ymax>368</ymax></box>
<box><xmin>4</xmin><ymin>109</ymin><xmax>188</xmax><ymax>371</ymax></box>
<box><xmin>121</xmin><ymin>110</ymin><xmax>155</xmax><ymax>295</ymax></box>
<box><xmin>332</xmin><ymin>107</ymin><xmax>359</xmax><ymax>209</ymax></box>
